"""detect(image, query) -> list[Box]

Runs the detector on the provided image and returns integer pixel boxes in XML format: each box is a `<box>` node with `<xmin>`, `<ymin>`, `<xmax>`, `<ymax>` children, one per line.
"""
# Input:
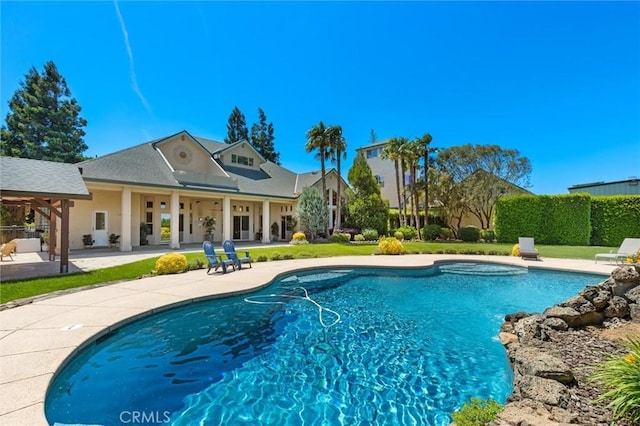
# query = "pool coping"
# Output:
<box><xmin>0</xmin><ymin>255</ymin><xmax>617</xmax><ymax>425</ymax></box>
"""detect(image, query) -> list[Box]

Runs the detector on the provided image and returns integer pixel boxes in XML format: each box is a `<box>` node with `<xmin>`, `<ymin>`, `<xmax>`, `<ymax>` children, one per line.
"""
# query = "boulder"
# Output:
<box><xmin>629</xmin><ymin>304</ymin><xmax>640</xmax><ymax>323</ymax></box>
<box><xmin>499</xmin><ymin>331</ymin><xmax>518</xmax><ymax>345</ymax></box>
<box><xmin>611</xmin><ymin>265</ymin><xmax>640</xmax><ymax>283</ymax></box>
<box><xmin>496</xmin><ymin>399</ymin><xmax>576</xmax><ymax>426</ymax></box>
<box><xmin>603</xmin><ymin>296</ymin><xmax>630</xmax><ymax>318</ymax></box>
<box><xmin>625</xmin><ymin>285</ymin><xmax>640</xmax><ymax>304</ymax></box>
<box><xmin>514</xmin><ymin>314</ymin><xmax>547</xmax><ymax>343</ymax></box>
<box><xmin>544</xmin><ymin>305</ymin><xmax>603</xmax><ymax>328</ymax></box>
<box><xmin>543</xmin><ymin>317</ymin><xmax>568</xmax><ymax>331</ymax></box>
<box><xmin>511</xmin><ymin>346</ymin><xmax>574</xmax><ymax>384</ymax></box>
<box><xmin>516</xmin><ymin>375</ymin><xmax>570</xmax><ymax>408</ymax></box>
<box><xmin>592</xmin><ymin>290</ymin><xmax>611</xmax><ymax>309</ymax></box>
<box><xmin>579</xmin><ymin>285</ymin><xmax>600</xmax><ymax>303</ymax></box>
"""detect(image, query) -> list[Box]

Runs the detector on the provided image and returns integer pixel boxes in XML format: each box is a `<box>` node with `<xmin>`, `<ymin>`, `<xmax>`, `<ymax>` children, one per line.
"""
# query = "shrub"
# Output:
<box><xmin>488</xmin><ymin>250</ymin><xmax>499</xmax><ymax>255</ymax></box>
<box><xmin>282</xmin><ymin>253</ymin><xmax>294</xmax><ymax>260</ymax></box>
<box><xmin>451</xmin><ymin>398</ymin><xmax>504</xmax><ymax>426</ymax></box>
<box><xmin>378</xmin><ymin>237</ymin><xmax>404</xmax><ymax>255</ymax></box>
<box><xmin>511</xmin><ymin>244</ymin><xmax>520</xmax><ymax>257</ymax></box>
<box><xmin>292</xmin><ymin>232</ymin><xmax>307</xmax><ymax>242</ymax></box>
<box><xmin>329</xmin><ymin>233</ymin><xmax>351</xmax><ymax>243</ymax></box>
<box><xmin>186</xmin><ymin>258</ymin><xmax>205</xmax><ymax>271</ymax></box>
<box><xmin>421</xmin><ymin>249</ymin><xmax>433</xmax><ymax>254</ymax></box>
<box><xmin>458</xmin><ymin>226</ymin><xmax>481</xmax><ymax>242</ymax></box>
<box><xmin>439</xmin><ymin>227</ymin><xmax>452</xmax><ymax>239</ymax></box>
<box><xmin>445</xmin><ymin>248</ymin><xmax>457</xmax><ymax>254</ymax></box>
<box><xmin>590</xmin><ymin>339</ymin><xmax>640</xmax><ymax>424</ymax></box>
<box><xmin>394</xmin><ymin>231</ymin><xmax>404</xmax><ymax>240</ymax></box>
<box><xmin>480</xmin><ymin>229</ymin><xmax>495</xmax><ymax>241</ymax></box>
<box><xmin>155</xmin><ymin>253</ymin><xmax>187</xmax><ymax>275</ymax></box>
<box><xmin>422</xmin><ymin>224</ymin><xmax>442</xmax><ymax>241</ymax></box>
<box><xmin>362</xmin><ymin>228</ymin><xmax>379</xmax><ymax>241</ymax></box>
<box><xmin>627</xmin><ymin>249</ymin><xmax>640</xmax><ymax>264</ymax></box>
<box><xmin>270</xmin><ymin>252</ymin><xmax>282</xmax><ymax>261</ymax></box>
<box><xmin>256</xmin><ymin>255</ymin><xmax>268</xmax><ymax>262</ymax></box>
<box><xmin>396</xmin><ymin>226</ymin><xmax>418</xmax><ymax>240</ymax></box>
<box><xmin>354</xmin><ymin>234</ymin><xmax>365</xmax><ymax>242</ymax></box>
<box><xmin>297</xmin><ymin>252</ymin><xmax>313</xmax><ymax>258</ymax></box>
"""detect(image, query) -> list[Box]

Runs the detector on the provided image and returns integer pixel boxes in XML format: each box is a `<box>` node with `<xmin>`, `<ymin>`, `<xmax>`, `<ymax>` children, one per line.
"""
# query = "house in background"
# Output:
<box><xmin>568</xmin><ymin>178</ymin><xmax>640</xmax><ymax>196</ymax></box>
<box><xmin>67</xmin><ymin>130</ymin><xmax>348</xmax><ymax>251</ymax></box>
<box><xmin>356</xmin><ymin>139</ymin><xmax>402</xmax><ymax>208</ymax></box>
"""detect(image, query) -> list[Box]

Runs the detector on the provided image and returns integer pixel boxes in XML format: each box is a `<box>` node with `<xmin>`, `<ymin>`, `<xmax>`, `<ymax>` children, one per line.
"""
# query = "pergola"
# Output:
<box><xmin>0</xmin><ymin>156</ymin><xmax>91</xmax><ymax>273</ymax></box>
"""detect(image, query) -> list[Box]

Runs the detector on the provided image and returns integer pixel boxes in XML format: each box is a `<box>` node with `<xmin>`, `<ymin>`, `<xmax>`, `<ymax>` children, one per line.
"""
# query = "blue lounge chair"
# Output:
<box><xmin>223</xmin><ymin>239</ymin><xmax>252</xmax><ymax>269</ymax></box>
<box><xmin>202</xmin><ymin>241</ymin><xmax>235</xmax><ymax>274</ymax></box>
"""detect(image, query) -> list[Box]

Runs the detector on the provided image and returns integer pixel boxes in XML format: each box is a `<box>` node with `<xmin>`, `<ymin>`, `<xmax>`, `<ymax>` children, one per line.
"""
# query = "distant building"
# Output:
<box><xmin>568</xmin><ymin>178</ymin><xmax>640</xmax><ymax>196</ymax></box>
<box><xmin>356</xmin><ymin>139</ymin><xmax>405</xmax><ymax>208</ymax></box>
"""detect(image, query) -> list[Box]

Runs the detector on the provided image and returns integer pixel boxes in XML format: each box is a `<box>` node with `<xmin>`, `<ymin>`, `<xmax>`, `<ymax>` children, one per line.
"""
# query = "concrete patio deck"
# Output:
<box><xmin>0</xmin><ymin>254</ymin><xmax>618</xmax><ymax>425</ymax></box>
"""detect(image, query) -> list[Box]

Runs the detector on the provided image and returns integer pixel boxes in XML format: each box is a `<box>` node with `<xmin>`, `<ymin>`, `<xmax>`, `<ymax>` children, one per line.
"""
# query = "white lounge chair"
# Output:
<box><xmin>518</xmin><ymin>237</ymin><xmax>540</xmax><ymax>260</ymax></box>
<box><xmin>594</xmin><ymin>238</ymin><xmax>640</xmax><ymax>264</ymax></box>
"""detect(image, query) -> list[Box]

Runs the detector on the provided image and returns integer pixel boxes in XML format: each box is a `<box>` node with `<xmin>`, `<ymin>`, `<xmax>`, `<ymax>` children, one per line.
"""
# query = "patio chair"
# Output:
<box><xmin>223</xmin><ymin>239</ymin><xmax>252</xmax><ymax>270</ymax></box>
<box><xmin>518</xmin><ymin>237</ymin><xmax>540</xmax><ymax>260</ymax></box>
<box><xmin>595</xmin><ymin>238</ymin><xmax>640</xmax><ymax>264</ymax></box>
<box><xmin>0</xmin><ymin>239</ymin><xmax>19</xmax><ymax>261</ymax></box>
<box><xmin>202</xmin><ymin>240</ymin><xmax>235</xmax><ymax>274</ymax></box>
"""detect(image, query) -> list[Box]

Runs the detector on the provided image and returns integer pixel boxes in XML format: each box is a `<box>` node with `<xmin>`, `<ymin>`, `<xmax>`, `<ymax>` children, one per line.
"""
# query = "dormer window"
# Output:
<box><xmin>231</xmin><ymin>154</ymin><xmax>254</xmax><ymax>166</ymax></box>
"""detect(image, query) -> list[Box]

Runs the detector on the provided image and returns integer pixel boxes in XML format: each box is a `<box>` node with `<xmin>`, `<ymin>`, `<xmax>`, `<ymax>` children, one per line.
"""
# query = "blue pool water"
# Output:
<box><xmin>45</xmin><ymin>263</ymin><xmax>604</xmax><ymax>426</ymax></box>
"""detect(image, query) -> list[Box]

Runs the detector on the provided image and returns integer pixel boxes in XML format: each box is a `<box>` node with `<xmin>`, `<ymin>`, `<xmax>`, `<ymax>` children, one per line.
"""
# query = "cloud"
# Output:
<box><xmin>113</xmin><ymin>0</ymin><xmax>152</xmax><ymax>113</ymax></box>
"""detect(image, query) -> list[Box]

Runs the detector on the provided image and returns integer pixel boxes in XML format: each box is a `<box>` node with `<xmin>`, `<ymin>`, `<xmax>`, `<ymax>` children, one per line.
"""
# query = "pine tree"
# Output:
<box><xmin>249</xmin><ymin>107</ymin><xmax>280</xmax><ymax>163</ymax></box>
<box><xmin>224</xmin><ymin>106</ymin><xmax>249</xmax><ymax>144</ymax></box>
<box><xmin>1</xmin><ymin>61</ymin><xmax>88</xmax><ymax>163</ymax></box>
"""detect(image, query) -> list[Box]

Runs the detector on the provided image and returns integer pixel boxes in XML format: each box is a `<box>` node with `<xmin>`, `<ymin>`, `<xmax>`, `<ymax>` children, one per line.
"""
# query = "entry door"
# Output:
<box><xmin>93</xmin><ymin>211</ymin><xmax>109</xmax><ymax>247</ymax></box>
<box><xmin>233</xmin><ymin>216</ymin><xmax>249</xmax><ymax>240</ymax></box>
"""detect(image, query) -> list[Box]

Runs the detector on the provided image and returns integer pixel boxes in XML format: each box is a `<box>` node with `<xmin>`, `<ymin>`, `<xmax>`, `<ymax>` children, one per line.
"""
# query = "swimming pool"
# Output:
<box><xmin>45</xmin><ymin>262</ymin><xmax>602</xmax><ymax>425</ymax></box>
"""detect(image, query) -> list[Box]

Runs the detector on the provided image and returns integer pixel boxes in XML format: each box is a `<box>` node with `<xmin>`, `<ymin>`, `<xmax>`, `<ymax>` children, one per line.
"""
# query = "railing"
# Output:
<box><xmin>0</xmin><ymin>225</ymin><xmax>49</xmax><ymax>244</ymax></box>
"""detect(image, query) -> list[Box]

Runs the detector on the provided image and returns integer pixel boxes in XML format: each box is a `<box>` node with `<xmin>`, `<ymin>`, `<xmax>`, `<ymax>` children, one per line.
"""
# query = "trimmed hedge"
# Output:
<box><xmin>458</xmin><ymin>225</ymin><xmax>481</xmax><ymax>242</ymax></box>
<box><xmin>591</xmin><ymin>196</ymin><xmax>640</xmax><ymax>246</ymax></box>
<box><xmin>495</xmin><ymin>194</ymin><xmax>591</xmax><ymax>245</ymax></box>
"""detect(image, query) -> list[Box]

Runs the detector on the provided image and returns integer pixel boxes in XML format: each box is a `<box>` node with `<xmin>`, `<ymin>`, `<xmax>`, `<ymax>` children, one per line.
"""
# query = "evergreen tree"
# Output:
<box><xmin>1</xmin><ymin>61</ymin><xmax>88</xmax><ymax>163</ymax></box>
<box><xmin>296</xmin><ymin>186</ymin><xmax>328</xmax><ymax>240</ymax></box>
<box><xmin>224</xmin><ymin>106</ymin><xmax>249</xmax><ymax>143</ymax></box>
<box><xmin>249</xmin><ymin>107</ymin><xmax>280</xmax><ymax>163</ymax></box>
<box><xmin>348</xmin><ymin>152</ymin><xmax>380</xmax><ymax>197</ymax></box>
<box><xmin>345</xmin><ymin>152</ymin><xmax>389</xmax><ymax>235</ymax></box>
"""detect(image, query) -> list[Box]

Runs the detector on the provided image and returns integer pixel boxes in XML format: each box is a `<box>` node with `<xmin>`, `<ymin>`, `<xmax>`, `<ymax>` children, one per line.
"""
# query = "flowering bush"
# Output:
<box><xmin>378</xmin><ymin>237</ymin><xmax>404</xmax><ymax>255</ymax></box>
<box><xmin>290</xmin><ymin>232</ymin><xmax>309</xmax><ymax>245</ymax></box>
<box><xmin>590</xmin><ymin>339</ymin><xmax>640</xmax><ymax>424</ymax></box>
<box><xmin>292</xmin><ymin>232</ymin><xmax>307</xmax><ymax>241</ymax></box>
<box><xmin>627</xmin><ymin>249</ymin><xmax>640</xmax><ymax>264</ymax></box>
<box><xmin>155</xmin><ymin>253</ymin><xmax>187</xmax><ymax>275</ymax></box>
<box><xmin>511</xmin><ymin>244</ymin><xmax>520</xmax><ymax>257</ymax></box>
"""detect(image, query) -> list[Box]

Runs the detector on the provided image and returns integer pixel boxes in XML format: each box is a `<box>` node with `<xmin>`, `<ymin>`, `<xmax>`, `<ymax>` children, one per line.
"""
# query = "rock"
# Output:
<box><xmin>514</xmin><ymin>314</ymin><xmax>548</xmax><ymax>342</ymax></box>
<box><xmin>511</xmin><ymin>346</ymin><xmax>574</xmax><ymax>384</ymax></box>
<box><xmin>592</xmin><ymin>291</ymin><xmax>611</xmax><ymax>309</ymax></box>
<box><xmin>603</xmin><ymin>296</ymin><xmax>630</xmax><ymax>318</ymax></box>
<box><xmin>625</xmin><ymin>285</ymin><xmax>640</xmax><ymax>304</ymax></box>
<box><xmin>505</xmin><ymin>311</ymin><xmax>532</xmax><ymax>323</ymax></box>
<box><xmin>611</xmin><ymin>265</ymin><xmax>640</xmax><ymax>284</ymax></box>
<box><xmin>544</xmin><ymin>305</ymin><xmax>604</xmax><ymax>328</ymax></box>
<box><xmin>543</xmin><ymin>317</ymin><xmax>568</xmax><ymax>331</ymax></box>
<box><xmin>496</xmin><ymin>400</ymin><xmax>564</xmax><ymax>426</ymax></box>
<box><xmin>499</xmin><ymin>331</ymin><xmax>518</xmax><ymax>345</ymax></box>
<box><xmin>579</xmin><ymin>285</ymin><xmax>600</xmax><ymax>303</ymax></box>
<box><xmin>516</xmin><ymin>375</ymin><xmax>570</xmax><ymax>408</ymax></box>
<box><xmin>629</xmin><ymin>304</ymin><xmax>640</xmax><ymax>322</ymax></box>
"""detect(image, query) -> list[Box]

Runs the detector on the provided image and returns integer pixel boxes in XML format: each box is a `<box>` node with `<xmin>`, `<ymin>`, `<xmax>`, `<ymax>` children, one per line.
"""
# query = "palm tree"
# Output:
<box><xmin>414</xmin><ymin>133</ymin><xmax>433</xmax><ymax>226</ymax></box>
<box><xmin>404</xmin><ymin>139</ymin><xmax>421</xmax><ymax>233</ymax></box>
<box><xmin>305</xmin><ymin>121</ymin><xmax>330</xmax><ymax>235</ymax></box>
<box><xmin>381</xmin><ymin>137</ymin><xmax>405</xmax><ymax>227</ymax></box>
<box><xmin>327</xmin><ymin>125</ymin><xmax>347</xmax><ymax>230</ymax></box>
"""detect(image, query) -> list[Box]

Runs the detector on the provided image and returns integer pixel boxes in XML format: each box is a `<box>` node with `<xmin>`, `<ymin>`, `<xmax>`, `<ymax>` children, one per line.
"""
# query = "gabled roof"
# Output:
<box><xmin>355</xmin><ymin>139</ymin><xmax>392</xmax><ymax>152</ymax></box>
<box><xmin>77</xmin><ymin>132</ymin><xmax>341</xmax><ymax>199</ymax></box>
<box><xmin>0</xmin><ymin>156</ymin><xmax>90</xmax><ymax>199</ymax></box>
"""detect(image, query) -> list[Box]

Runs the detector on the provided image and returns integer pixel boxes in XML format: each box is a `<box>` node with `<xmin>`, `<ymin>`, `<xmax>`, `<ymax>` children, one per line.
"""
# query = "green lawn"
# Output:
<box><xmin>0</xmin><ymin>242</ymin><xmax>608</xmax><ymax>304</ymax></box>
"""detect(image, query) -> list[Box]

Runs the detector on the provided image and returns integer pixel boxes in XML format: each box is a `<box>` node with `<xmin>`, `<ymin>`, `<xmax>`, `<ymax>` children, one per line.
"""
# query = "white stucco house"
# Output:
<box><xmin>67</xmin><ymin>130</ymin><xmax>348</xmax><ymax>251</ymax></box>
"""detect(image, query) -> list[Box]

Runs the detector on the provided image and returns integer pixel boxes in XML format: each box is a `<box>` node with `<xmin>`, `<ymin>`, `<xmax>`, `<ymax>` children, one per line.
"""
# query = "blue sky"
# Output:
<box><xmin>1</xmin><ymin>1</ymin><xmax>639</xmax><ymax>195</ymax></box>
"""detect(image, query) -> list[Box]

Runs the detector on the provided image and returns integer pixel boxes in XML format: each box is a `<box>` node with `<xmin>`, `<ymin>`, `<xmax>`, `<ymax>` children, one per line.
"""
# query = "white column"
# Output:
<box><xmin>120</xmin><ymin>187</ymin><xmax>132</xmax><ymax>251</ymax></box>
<box><xmin>170</xmin><ymin>191</ymin><xmax>180</xmax><ymax>249</ymax></box>
<box><xmin>262</xmin><ymin>200</ymin><xmax>270</xmax><ymax>244</ymax></box>
<box><xmin>223</xmin><ymin>196</ymin><xmax>231</xmax><ymax>241</ymax></box>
